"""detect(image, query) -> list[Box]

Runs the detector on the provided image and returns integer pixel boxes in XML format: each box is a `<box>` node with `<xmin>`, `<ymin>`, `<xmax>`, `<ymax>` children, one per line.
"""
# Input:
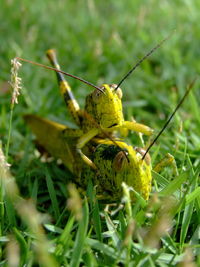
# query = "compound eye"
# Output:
<box><xmin>110</xmin><ymin>84</ymin><xmax>123</xmax><ymax>99</ymax></box>
<box><xmin>92</xmin><ymin>87</ymin><xmax>104</xmax><ymax>103</ymax></box>
<box><xmin>113</xmin><ymin>151</ymin><xmax>128</xmax><ymax>171</ymax></box>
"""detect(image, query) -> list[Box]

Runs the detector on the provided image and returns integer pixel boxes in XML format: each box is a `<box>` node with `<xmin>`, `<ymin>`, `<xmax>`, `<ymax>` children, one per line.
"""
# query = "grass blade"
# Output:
<box><xmin>45</xmin><ymin>168</ymin><xmax>60</xmax><ymax>220</ymax></box>
<box><xmin>158</xmin><ymin>172</ymin><xmax>187</xmax><ymax>197</ymax></box>
<box><xmin>70</xmin><ymin>199</ymin><xmax>89</xmax><ymax>267</ymax></box>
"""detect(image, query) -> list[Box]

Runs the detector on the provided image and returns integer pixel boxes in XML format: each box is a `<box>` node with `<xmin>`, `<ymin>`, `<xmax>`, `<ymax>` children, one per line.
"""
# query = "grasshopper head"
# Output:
<box><xmin>113</xmin><ymin>143</ymin><xmax>152</xmax><ymax>200</ymax></box>
<box><xmin>92</xmin><ymin>141</ymin><xmax>152</xmax><ymax>201</ymax></box>
<box><xmin>85</xmin><ymin>83</ymin><xmax>124</xmax><ymax>129</ymax></box>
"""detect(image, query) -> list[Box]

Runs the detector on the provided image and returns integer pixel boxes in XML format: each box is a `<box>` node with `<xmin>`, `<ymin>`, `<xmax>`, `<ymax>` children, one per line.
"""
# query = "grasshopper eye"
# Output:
<box><xmin>92</xmin><ymin>87</ymin><xmax>104</xmax><ymax>103</ymax></box>
<box><xmin>110</xmin><ymin>84</ymin><xmax>123</xmax><ymax>99</ymax></box>
<box><xmin>113</xmin><ymin>151</ymin><xmax>128</xmax><ymax>171</ymax></box>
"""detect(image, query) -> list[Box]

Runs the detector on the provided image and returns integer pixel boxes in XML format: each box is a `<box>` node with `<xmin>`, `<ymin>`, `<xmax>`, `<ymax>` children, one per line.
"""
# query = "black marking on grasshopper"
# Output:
<box><xmin>108</xmin><ymin>123</ymin><xmax>118</xmax><ymax>128</ymax></box>
<box><xmin>96</xmin><ymin>144</ymin><xmax>127</xmax><ymax>161</ymax></box>
<box><xmin>63</xmin><ymin>91</ymin><xmax>76</xmax><ymax>102</ymax></box>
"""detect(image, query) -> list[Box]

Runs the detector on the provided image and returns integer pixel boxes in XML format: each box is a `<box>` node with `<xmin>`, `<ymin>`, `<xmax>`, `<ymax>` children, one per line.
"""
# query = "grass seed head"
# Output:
<box><xmin>10</xmin><ymin>58</ymin><xmax>22</xmax><ymax>106</ymax></box>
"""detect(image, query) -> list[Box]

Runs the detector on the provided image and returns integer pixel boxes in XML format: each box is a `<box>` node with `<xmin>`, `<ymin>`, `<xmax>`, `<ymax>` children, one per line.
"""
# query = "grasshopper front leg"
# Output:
<box><xmin>113</xmin><ymin>120</ymin><xmax>154</xmax><ymax>136</ymax></box>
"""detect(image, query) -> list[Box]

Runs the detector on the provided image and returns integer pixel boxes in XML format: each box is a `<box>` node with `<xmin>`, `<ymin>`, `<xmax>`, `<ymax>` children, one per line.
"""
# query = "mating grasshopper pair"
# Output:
<box><xmin>20</xmin><ymin>36</ymin><xmax>192</xmax><ymax>201</ymax></box>
<box><xmin>23</xmin><ymin>48</ymin><xmax>154</xmax><ymax>201</ymax></box>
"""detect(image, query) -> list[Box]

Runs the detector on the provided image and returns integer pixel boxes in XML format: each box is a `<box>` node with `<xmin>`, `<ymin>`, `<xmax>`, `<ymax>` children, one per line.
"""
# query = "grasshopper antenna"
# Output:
<box><xmin>142</xmin><ymin>78</ymin><xmax>197</xmax><ymax>160</ymax></box>
<box><xmin>16</xmin><ymin>57</ymin><xmax>104</xmax><ymax>93</ymax></box>
<box><xmin>115</xmin><ymin>31</ymin><xmax>175</xmax><ymax>90</ymax></box>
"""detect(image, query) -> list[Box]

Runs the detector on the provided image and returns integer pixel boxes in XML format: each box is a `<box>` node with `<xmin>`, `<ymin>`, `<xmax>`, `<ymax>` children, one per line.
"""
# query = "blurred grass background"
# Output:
<box><xmin>0</xmin><ymin>0</ymin><xmax>200</xmax><ymax>266</ymax></box>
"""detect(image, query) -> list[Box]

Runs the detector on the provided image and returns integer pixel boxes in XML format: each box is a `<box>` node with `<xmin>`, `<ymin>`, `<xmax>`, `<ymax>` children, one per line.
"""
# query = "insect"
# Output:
<box><xmin>18</xmin><ymin>33</ymin><xmax>193</xmax><ymax>201</ymax></box>
<box><xmin>21</xmin><ymin>43</ymin><xmax>158</xmax><ymax>201</ymax></box>
<box><xmin>24</xmin><ymin>114</ymin><xmax>152</xmax><ymax>201</ymax></box>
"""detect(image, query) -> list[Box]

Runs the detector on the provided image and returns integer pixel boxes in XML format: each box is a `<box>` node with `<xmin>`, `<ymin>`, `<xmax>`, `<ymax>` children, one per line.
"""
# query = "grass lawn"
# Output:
<box><xmin>0</xmin><ymin>0</ymin><xmax>200</xmax><ymax>266</ymax></box>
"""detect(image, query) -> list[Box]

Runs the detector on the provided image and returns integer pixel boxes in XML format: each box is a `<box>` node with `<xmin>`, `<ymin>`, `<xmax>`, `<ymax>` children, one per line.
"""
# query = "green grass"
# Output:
<box><xmin>1</xmin><ymin>0</ymin><xmax>200</xmax><ymax>266</ymax></box>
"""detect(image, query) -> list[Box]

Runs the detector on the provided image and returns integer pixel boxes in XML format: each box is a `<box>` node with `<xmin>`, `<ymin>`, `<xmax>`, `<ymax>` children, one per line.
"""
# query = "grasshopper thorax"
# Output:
<box><xmin>83</xmin><ymin>84</ymin><xmax>124</xmax><ymax>130</ymax></box>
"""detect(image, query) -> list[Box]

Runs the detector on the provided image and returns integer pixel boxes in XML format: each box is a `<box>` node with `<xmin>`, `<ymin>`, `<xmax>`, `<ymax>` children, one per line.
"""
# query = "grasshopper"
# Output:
<box><xmin>18</xmin><ymin>34</ymin><xmax>193</xmax><ymax>201</ymax></box>
<box><xmin>21</xmin><ymin>42</ymin><xmax>159</xmax><ymax>200</ymax></box>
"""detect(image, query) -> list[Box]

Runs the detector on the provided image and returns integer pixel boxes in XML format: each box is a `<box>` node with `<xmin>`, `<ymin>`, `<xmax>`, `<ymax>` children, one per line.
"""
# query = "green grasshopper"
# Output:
<box><xmin>18</xmin><ymin>35</ymin><xmax>193</xmax><ymax>201</ymax></box>
<box><xmin>20</xmin><ymin>43</ymin><xmax>157</xmax><ymax>201</ymax></box>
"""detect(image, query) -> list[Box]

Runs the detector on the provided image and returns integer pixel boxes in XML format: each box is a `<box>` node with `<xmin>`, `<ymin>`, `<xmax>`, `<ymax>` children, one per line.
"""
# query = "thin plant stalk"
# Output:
<box><xmin>5</xmin><ymin>107</ymin><xmax>14</xmax><ymax>160</ymax></box>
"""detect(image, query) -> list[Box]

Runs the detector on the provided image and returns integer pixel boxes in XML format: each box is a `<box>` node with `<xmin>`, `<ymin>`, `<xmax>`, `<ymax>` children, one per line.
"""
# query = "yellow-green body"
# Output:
<box><xmin>25</xmin><ymin>49</ymin><xmax>153</xmax><ymax>201</ymax></box>
<box><xmin>82</xmin><ymin>140</ymin><xmax>152</xmax><ymax>200</ymax></box>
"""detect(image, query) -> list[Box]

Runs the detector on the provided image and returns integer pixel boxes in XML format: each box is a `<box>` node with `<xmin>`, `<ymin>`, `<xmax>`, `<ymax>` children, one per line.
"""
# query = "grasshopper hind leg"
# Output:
<box><xmin>46</xmin><ymin>49</ymin><xmax>82</xmax><ymax>126</ymax></box>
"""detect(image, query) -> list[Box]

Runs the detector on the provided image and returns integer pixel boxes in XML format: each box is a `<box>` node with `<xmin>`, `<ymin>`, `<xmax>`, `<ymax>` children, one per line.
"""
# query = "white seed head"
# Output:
<box><xmin>9</xmin><ymin>58</ymin><xmax>22</xmax><ymax>106</ymax></box>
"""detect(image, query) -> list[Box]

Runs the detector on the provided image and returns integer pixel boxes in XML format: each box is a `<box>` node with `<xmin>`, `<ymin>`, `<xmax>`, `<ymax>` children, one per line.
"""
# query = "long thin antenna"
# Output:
<box><xmin>16</xmin><ymin>57</ymin><xmax>103</xmax><ymax>93</ymax></box>
<box><xmin>142</xmin><ymin>78</ymin><xmax>197</xmax><ymax>160</ymax></box>
<box><xmin>116</xmin><ymin>31</ymin><xmax>175</xmax><ymax>90</ymax></box>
